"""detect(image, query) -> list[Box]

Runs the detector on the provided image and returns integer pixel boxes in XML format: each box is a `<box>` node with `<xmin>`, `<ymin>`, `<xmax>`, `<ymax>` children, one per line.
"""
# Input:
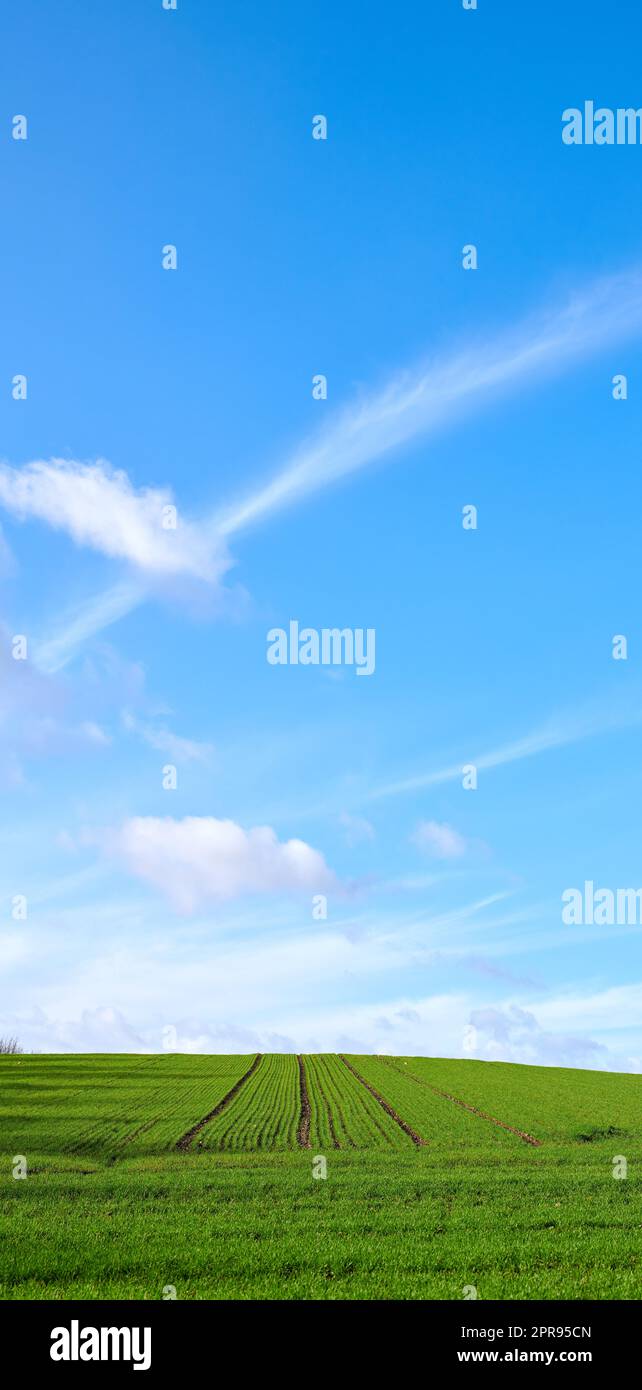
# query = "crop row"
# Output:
<box><xmin>0</xmin><ymin>1054</ymin><xmax>255</xmax><ymax>1157</ymax></box>
<box><xmin>195</xmin><ymin>1053</ymin><xmax>300</xmax><ymax>1150</ymax></box>
<box><xmin>304</xmin><ymin>1054</ymin><xmax>413</xmax><ymax>1149</ymax></box>
<box><xmin>347</xmin><ymin>1056</ymin><xmax>521</xmax><ymax>1148</ymax></box>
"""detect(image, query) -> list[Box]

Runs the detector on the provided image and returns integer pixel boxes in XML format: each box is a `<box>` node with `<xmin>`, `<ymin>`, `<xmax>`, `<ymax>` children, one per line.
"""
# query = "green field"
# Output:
<box><xmin>1</xmin><ymin>1052</ymin><xmax>641</xmax><ymax>1300</ymax></box>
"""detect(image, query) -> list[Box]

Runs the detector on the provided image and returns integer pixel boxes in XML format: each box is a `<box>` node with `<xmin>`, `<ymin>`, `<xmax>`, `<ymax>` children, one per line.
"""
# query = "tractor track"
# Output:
<box><xmin>430</xmin><ymin>1085</ymin><xmax>542</xmax><ymax>1146</ymax></box>
<box><xmin>175</xmin><ymin>1053</ymin><xmax>263</xmax><ymax>1151</ymax></box>
<box><xmin>339</xmin><ymin>1055</ymin><xmax>427</xmax><ymax>1146</ymax></box>
<box><xmin>297</xmin><ymin>1055</ymin><xmax>311</xmax><ymax>1148</ymax></box>
<box><xmin>380</xmin><ymin>1057</ymin><xmax>542</xmax><ymax>1147</ymax></box>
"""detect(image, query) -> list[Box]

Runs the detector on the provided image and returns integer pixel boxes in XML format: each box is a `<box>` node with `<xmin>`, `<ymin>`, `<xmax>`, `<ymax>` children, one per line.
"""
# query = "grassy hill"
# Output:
<box><xmin>1</xmin><ymin>1052</ymin><xmax>641</xmax><ymax>1299</ymax></box>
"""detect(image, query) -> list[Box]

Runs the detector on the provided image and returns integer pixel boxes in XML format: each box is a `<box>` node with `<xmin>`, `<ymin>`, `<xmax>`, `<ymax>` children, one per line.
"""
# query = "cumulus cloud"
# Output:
<box><xmin>97</xmin><ymin>815</ymin><xmax>338</xmax><ymax>912</ymax></box>
<box><xmin>5</xmin><ymin>958</ymin><xmax>641</xmax><ymax>1068</ymax></box>
<box><xmin>0</xmin><ymin>1006</ymin><xmax>147</xmax><ymax>1053</ymax></box>
<box><xmin>0</xmin><ymin>458</ymin><xmax>230</xmax><ymax>583</ymax></box>
<box><xmin>467</xmin><ymin>1004</ymin><xmax>608</xmax><ymax>1069</ymax></box>
<box><xmin>412</xmin><ymin>820</ymin><xmax>468</xmax><ymax>859</ymax></box>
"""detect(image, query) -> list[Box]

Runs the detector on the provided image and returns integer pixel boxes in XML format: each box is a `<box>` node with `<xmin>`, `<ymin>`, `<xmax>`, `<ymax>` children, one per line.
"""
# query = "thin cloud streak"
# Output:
<box><xmin>30</xmin><ymin>266</ymin><xmax>642</xmax><ymax>667</ymax></box>
<box><xmin>367</xmin><ymin>700</ymin><xmax>642</xmax><ymax>803</ymax></box>
<box><xmin>217</xmin><ymin>268</ymin><xmax>642</xmax><ymax>537</ymax></box>
<box><xmin>33</xmin><ymin>582</ymin><xmax>144</xmax><ymax>674</ymax></box>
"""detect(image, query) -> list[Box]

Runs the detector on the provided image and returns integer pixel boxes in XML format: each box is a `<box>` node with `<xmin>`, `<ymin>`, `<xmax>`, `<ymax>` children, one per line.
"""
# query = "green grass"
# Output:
<box><xmin>402</xmin><ymin>1056</ymin><xmax>642</xmax><ymax>1144</ymax></box>
<box><xmin>0</xmin><ymin>1053</ymin><xmax>255</xmax><ymax>1157</ymax></box>
<box><xmin>1</xmin><ymin>1053</ymin><xmax>641</xmax><ymax>1299</ymax></box>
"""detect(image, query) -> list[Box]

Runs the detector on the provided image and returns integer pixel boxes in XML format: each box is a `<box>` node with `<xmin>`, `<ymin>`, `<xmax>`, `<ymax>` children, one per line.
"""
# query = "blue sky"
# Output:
<box><xmin>2</xmin><ymin>0</ymin><xmax>642</xmax><ymax>1065</ymax></box>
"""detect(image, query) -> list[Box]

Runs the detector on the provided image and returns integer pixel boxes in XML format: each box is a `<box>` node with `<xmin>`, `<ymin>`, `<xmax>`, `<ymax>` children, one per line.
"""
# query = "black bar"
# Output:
<box><xmin>0</xmin><ymin>1298</ymin><xmax>632</xmax><ymax>1374</ymax></box>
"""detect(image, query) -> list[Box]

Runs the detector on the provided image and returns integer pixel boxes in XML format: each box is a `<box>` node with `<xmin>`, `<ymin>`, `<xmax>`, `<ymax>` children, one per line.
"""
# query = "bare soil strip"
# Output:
<box><xmin>380</xmin><ymin>1057</ymin><xmax>541</xmax><ymax>1147</ymax></box>
<box><xmin>175</xmin><ymin>1054</ymin><xmax>263</xmax><ymax>1151</ymax></box>
<box><xmin>297</xmin><ymin>1055</ymin><xmax>311</xmax><ymax>1148</ymax></box>
<box><xmin>339</xmin><ymin>1055</ymin><xmax>427</xmax><ymax>1146</ymax></box>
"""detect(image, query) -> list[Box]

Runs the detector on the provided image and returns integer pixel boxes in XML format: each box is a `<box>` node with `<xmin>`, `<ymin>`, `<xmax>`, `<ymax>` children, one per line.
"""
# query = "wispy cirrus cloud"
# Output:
<box><xmin>339</xmin><ymin>811</ymin><xmax>376</xmax><ymax>846</ymax></box>
<box><xmin>216</xmin><ymin>267</ymin><xmax>642</xmax><ymax>536</ymax></box>
<box><xmin>32</xmin><ymin>580</ymin><xmax>145</xmax><ymax>674</ymax></box>
<box><xmin>412</xmin><ymin>820</ymin><xmax>468</xmax><ymax>859</ymax></box>
<box><xmin>367</xmin><ymin>697</ymin><xmax>642</xmax><ymax>802</ymax></box>
<box><xmin>121</xmin><ymin>711</ymin><xmax>214</xmax><ymax>764</ymax></box>
<box><xmin>0</xmin><ymin>624</ymin><xmax>114</xmax><ymax>783</ymax></box>
<box><xmin>8</xmin><ymin>266</ymin><xmax>642</xmax><ymax>669</ymax></box>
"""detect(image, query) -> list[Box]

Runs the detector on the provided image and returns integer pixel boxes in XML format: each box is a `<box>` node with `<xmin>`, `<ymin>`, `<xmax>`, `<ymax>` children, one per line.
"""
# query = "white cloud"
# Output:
<box><xmin>216</xmin><ymin>268</ymin><xmax>642</xmax><ymax>536</ymax></box>
<box><xmin>14</xmin><ymin>267</ymin><xmax>642</xmax><ymax>670</ymax></box>
<box><xmin>0</xmin><ymin>458</ymin><xmax>230</xmax><ymax>582</ymax></box>
<box><xmin>98</xmin><ymin>815</ymin><xmax>337</xmax><ymax>912</ymax></box>
<box><xmin>5</xmin><ymin>891</ymin><xmax>642</xmax><ymax>1069</ymax></box>
<box><xmin>0</xmin><ymin>625</ymin><xmax>115</xmax><ymax>780</ymax></box>
<box><xmin>79</xmin><ymin>721</ymin><xmax>111</xmax><ymax>745</ymax></box>
<box><xmin>33</xmin><ymin>582</ymin><xmax>145</xmax><ymax>674</ymax></box>
<box><xmin>0</xmin><ymin>521</ymin><xmax>15</xmax><ymax>577</ymax></box>
<box><xmin>0</xmin><ymin>1006</ymin><xmax>148</xmax><ymax>1053</ymax></box>
<box><xmin>5</xmin><ymin>989</ymin><xmax>640</xmax><ymax>1069</ymax></box>
<box><xmin>466</xmin><ymin>1004</ymin><xmax>610</xmax><ymax>1069</ymax></box>
<box><xmin>412</xmin><ymin>820</ymin><xmax>467</xmax><ymax>859</ymax></box>
<box><xmin>532</xmin><ymin>982</ymin><xmax>642</xmax><ymax>1034</ymax></box>
<box><xmin>339</xmin><ymin>811</ymin><xmax>375</xmax><ymax>846</ymax></box>
<box><xmin>0</xmin><ymin>932</ymin><xmax>31</xmax><ymax>971</ymax></box>
<box><xmin>121</xmin><ymin>711</ymin><xmax>213</xmax><ymax>764</ymax></box>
